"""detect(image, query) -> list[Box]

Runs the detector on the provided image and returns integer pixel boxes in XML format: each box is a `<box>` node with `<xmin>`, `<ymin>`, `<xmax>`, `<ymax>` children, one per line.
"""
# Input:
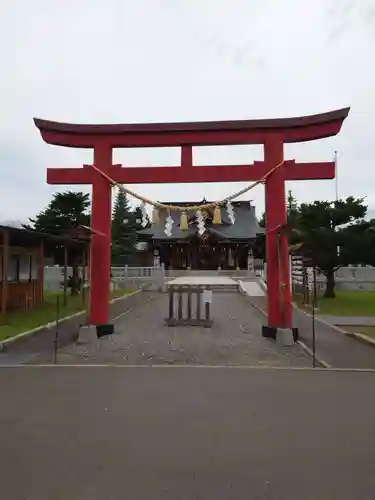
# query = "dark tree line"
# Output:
<box><xmin>27</xmin><ymin>189</ymin><xmax>374</xmax><ymax>299</ymax></box>
<box><xmin>256</xmin><ymin>191</ymin><xmax>375</xmax><ymax>298</ymax></box>
<box><xmin>24</xmin><ymin>190</ymin><xmax>150</xmax><ymax>292</ymax></box>
<box><xmin>110</xmin><ymin>189</ymin><xmax>150</xmax><ymax>266</ymax></box>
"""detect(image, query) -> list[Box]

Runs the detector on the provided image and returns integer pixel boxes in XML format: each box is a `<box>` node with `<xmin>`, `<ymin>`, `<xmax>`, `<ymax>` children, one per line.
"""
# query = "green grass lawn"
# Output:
<box><xmin>0</xmin><ymin>288</ymin><xmax>131</xmax><ymax>341</ymax></box>
<box><xmin>313</xmin><ymin>291</ymin><xmax>375</xmax><ymax>316</ymax></box>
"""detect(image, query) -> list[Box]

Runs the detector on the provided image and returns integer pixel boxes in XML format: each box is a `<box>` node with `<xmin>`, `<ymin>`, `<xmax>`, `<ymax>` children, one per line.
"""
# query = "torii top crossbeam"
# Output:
<box><xmin>34</xmin><ymin>106</ymin><xmax>350</xmax><ymax>337</ymax></box>
<box><xmin>34</xmin><ymin>107</ymin><xmax>349</xmax><ymax>148</ymax></box>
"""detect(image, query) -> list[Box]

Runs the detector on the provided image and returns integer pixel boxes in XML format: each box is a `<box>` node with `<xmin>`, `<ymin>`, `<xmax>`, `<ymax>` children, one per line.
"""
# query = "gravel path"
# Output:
<box><xmin>57</xmin><ymin>292</ymin><xmax>310</xmax><ymax>366</ymax></box>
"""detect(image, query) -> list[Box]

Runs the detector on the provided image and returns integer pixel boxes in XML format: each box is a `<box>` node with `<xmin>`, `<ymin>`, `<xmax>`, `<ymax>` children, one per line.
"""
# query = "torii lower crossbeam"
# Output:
<box><xmin>47</xmin><ymin>160</ymin><xmax>335</xmax><ymax>184</ymax></box>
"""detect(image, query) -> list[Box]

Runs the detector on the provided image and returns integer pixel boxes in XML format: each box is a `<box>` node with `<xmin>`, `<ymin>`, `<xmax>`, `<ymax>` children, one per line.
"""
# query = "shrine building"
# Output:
<box><xmin>137</xmin><ymin>200</ymin><xmax>264</xmax><ymax>270</ymax></box>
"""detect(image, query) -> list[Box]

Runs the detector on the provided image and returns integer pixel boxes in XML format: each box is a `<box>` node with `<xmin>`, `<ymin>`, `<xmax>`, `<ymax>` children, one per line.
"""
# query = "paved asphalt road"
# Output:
<box><xmin>1</xmin><ymin>366</ymin><xmax>375</xmax><ymax>499</ymax></box>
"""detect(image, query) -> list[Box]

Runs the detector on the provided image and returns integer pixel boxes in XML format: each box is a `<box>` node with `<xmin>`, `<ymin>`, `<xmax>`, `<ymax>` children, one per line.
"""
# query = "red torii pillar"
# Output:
<box><xmin>34</xmin><ymin>107</ymin><xmax>349</xmax><ymax>336</ymax></box>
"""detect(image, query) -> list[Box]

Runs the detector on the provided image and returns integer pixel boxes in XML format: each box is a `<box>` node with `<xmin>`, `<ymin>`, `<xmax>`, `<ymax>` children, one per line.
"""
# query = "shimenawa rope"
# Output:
<box><xmin>91</xmin><ymin>160</ymin><xmax>285</xmax><ymax>212</ymax></box>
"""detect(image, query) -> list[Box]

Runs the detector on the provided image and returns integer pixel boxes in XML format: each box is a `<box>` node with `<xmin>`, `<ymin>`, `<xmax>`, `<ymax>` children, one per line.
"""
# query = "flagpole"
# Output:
<box><xmin>334</xmin><ymin>150</ymin><xmax>340</xmax><ymax>258</ymax></box>
<box><xmin>334</xmin><ymin>150</ymin><xmax>339</xmax><ymax>201</ymax></box>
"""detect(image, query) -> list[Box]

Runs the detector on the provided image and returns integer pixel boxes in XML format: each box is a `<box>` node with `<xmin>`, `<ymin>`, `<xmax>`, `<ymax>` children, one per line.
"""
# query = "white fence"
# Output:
<box><xmin>111</xmin><ymin>266</ymin><xmax>256</xmax><ymax>289</ymax></box>
<box><xmin>46</xmin><ymin>262</ymin><xmax>375</xmax><ymax>294</ymax></box>
<box><xmin>111</xmin><ymin>266</ymin><xmax>165</xmax><ymax>291</ymax></box>
<box><xmin>111</xmin><ymin>266</ymin><xmax>158</xmax><ymax>278</ymax></box>
<box><xmin>315</xmin><ymin>266</ymin><xmax>375</xmax><ymax>292</ymax></box>
<box><xmin>259</xmin><ymin>260</ymin><xmax>375</xmax><ymax>294</ymax></box>
<box><xmin>43</xmin><ymin>265</ymin><xmax>258</xmax><ymax>293</ymax></box>
<box><xmin>44</xmin><ymin>266</ymin><xmax>70</xmax><ymax>293</ymax></box>
<box><xmin>43</xmin><ymin>265</ymin><xmax>165</xmax><ymax>292</ymax></box>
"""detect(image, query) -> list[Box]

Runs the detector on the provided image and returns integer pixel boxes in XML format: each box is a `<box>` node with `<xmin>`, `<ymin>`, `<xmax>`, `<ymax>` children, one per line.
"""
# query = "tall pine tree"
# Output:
<box><xmin>111</xmin><ymin>190</ymin><xmax>137</xmax><ymax>265</ymax></box>
<box><xmin>24</xmin><ymin>191</ymin><xmax>90</xmax><ymax>295</ymax></box>
<box><xmin>286</xmin><ymin>190</ymin><xmax>299</xmax><ymax>226</ymax></box>
<box><xmin>286</xmin><ymin>190</ymin><xmax>299</xmax><ymax>219</ymax></box>
<box><xmin>133</xmin><ymin>204</ymin><xmax>151</xmax><ymax>231</ymax></box>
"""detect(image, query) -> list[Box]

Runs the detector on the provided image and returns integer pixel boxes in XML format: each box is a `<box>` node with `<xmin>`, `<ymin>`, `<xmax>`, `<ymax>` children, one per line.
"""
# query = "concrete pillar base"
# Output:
<box><xmin>78</xmin><ymin>325</ymin><xmax>98</xmax><ymax>344</ymax></box>
<box><xmin>262</xmin><ymin>326</ymin><xmax>299</xmax><ymax>344</ymax></box>
<box><xmin>276</xmin><ymin>328</ymin><xmax>295</xmax><ymax>347</ymax></box>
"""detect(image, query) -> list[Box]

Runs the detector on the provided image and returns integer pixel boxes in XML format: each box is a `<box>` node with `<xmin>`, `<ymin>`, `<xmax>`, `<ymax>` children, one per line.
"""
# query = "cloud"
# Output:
<box><xmin>326</xmin><ymin>0</ymin><xmax>375</xmax><ymax>44</ymax></box>
<box><xmin>0</xmin><ymin>0</ymin><xmax>374</xmax><ymax>222</ymax></box>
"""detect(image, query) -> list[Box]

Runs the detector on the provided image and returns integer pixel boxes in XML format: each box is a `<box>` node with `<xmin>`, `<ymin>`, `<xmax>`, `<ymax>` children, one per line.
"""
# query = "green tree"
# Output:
<box><xmin>258</xmin><ymin>212</ymin><xmax>265</xmax><ymax>228</ymax></box>
<box><xmin>111</xmin><ymin>190</ymin><xmax>137</xmax><ymax>265</ymax></box>
<box><xmin>253</xmin><ymin>212</ymin><xmax>265</xmax><ymax>259</ymax></box>
<box><xmin>25</xmin><ymin>191</ymin><xmax>90</xmax><ymax>236</ymax></box>
<box><xmin>292</xmin><ymin>197</ymin><xmax>367</xmax><ymax>298</ymax></box>
<box><xmin>286</xmin><ymin>190</ymin><xmax>299</xmax><ymax>228</ymax></box>
<box><xmin>255</xmin><ymin>191</ymin><xmax>299</xmax><ymax>261</ymax></box>
<box><xmin>24</xmin><ymin>191</ymin><xmax>90</xmax><ymax>294</ymax></box>
<box><xmin>339</xmin><ymin>218</ymin><xmax>375</xmax><ymax>267</ymax></box>
<box><xmin>286</xmin><ymin>190</ymin><xmax>298</xmax><ymax>214</ymax></box>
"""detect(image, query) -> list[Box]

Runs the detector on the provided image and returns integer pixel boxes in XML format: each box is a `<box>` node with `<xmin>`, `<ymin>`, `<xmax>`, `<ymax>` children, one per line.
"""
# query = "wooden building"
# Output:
<box><xmin>137</xmin><ymin>201</ymin><xmax>264</xmax><ymax>270</ymax></box>
<box><xmin>0</xmin><ymin>225</ymin><xmax>88</xmax><ymax>314</ymax></box>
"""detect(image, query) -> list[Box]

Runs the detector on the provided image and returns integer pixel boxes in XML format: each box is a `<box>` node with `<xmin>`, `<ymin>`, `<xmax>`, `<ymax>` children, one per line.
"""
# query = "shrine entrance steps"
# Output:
<box><xmin>111</xmin><ymin>267</ymin><xmax>260</xmax><ymax>292</ymax></box>
<box><xmin>165</xmin><ymin>269</ymin><xmax>257</xmax><ymax>280</ymax></box>
<box><xmin>166</xmin><ymin>276</ymin><xmax>238</xmax><ymax>292</ymax></box>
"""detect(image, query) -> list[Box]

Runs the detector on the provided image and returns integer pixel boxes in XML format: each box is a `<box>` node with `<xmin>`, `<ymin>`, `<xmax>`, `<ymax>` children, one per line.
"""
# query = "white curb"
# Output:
<box><xmin>240</xmin><ymin>285</ymin><xmax>331</xmax><ymax>368</ymax></box>
<box><xmin>0</xmin><ymin>289</ymin><xmax>143</xmax><ymax>351</ymax></box>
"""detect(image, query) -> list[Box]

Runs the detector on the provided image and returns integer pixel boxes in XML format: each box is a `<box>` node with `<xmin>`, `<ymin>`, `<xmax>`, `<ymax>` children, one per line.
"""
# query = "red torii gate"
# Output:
<box><xmin>34</xmin><ymin>107</ymin><xmax>349</xmax><ymax>336</ymax></box>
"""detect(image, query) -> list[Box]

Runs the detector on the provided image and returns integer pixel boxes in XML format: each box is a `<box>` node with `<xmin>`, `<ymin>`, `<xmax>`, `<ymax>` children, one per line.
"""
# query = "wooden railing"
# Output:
<box><xmin>0</xmin><ymin>280</ymin><xmax>43</xmax><ymax>311</ymax></box>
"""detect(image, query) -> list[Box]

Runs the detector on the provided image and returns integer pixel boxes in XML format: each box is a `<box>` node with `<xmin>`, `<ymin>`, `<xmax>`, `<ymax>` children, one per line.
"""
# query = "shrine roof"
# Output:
<box><xmin>34</xmin><ymin>107</ymin><xmax>350</xmax><ymax>147</ymax></box>
<box><xmin>138</xmin><ymin>201</ymin><xmax>264</xmax><ymax>241</ymax></box>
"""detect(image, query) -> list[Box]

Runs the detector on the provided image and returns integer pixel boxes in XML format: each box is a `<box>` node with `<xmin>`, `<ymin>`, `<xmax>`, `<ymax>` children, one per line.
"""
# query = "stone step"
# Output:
<box><xmin>163</xmin><ymin>284</ymin><xmax>239</xmax><ymax>293</ymax></box>
<box><xmin>208</xmin><ymin>284</ymin><xmax>239</xmax><ymax>292</ymax></box>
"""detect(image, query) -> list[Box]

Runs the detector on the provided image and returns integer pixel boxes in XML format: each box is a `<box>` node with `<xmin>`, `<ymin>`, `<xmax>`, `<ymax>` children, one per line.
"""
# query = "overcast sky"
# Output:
<box><xmin>1</xmin><ymin>0</ymin><xmax>374</xmax><ymax>223</ymax></box>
